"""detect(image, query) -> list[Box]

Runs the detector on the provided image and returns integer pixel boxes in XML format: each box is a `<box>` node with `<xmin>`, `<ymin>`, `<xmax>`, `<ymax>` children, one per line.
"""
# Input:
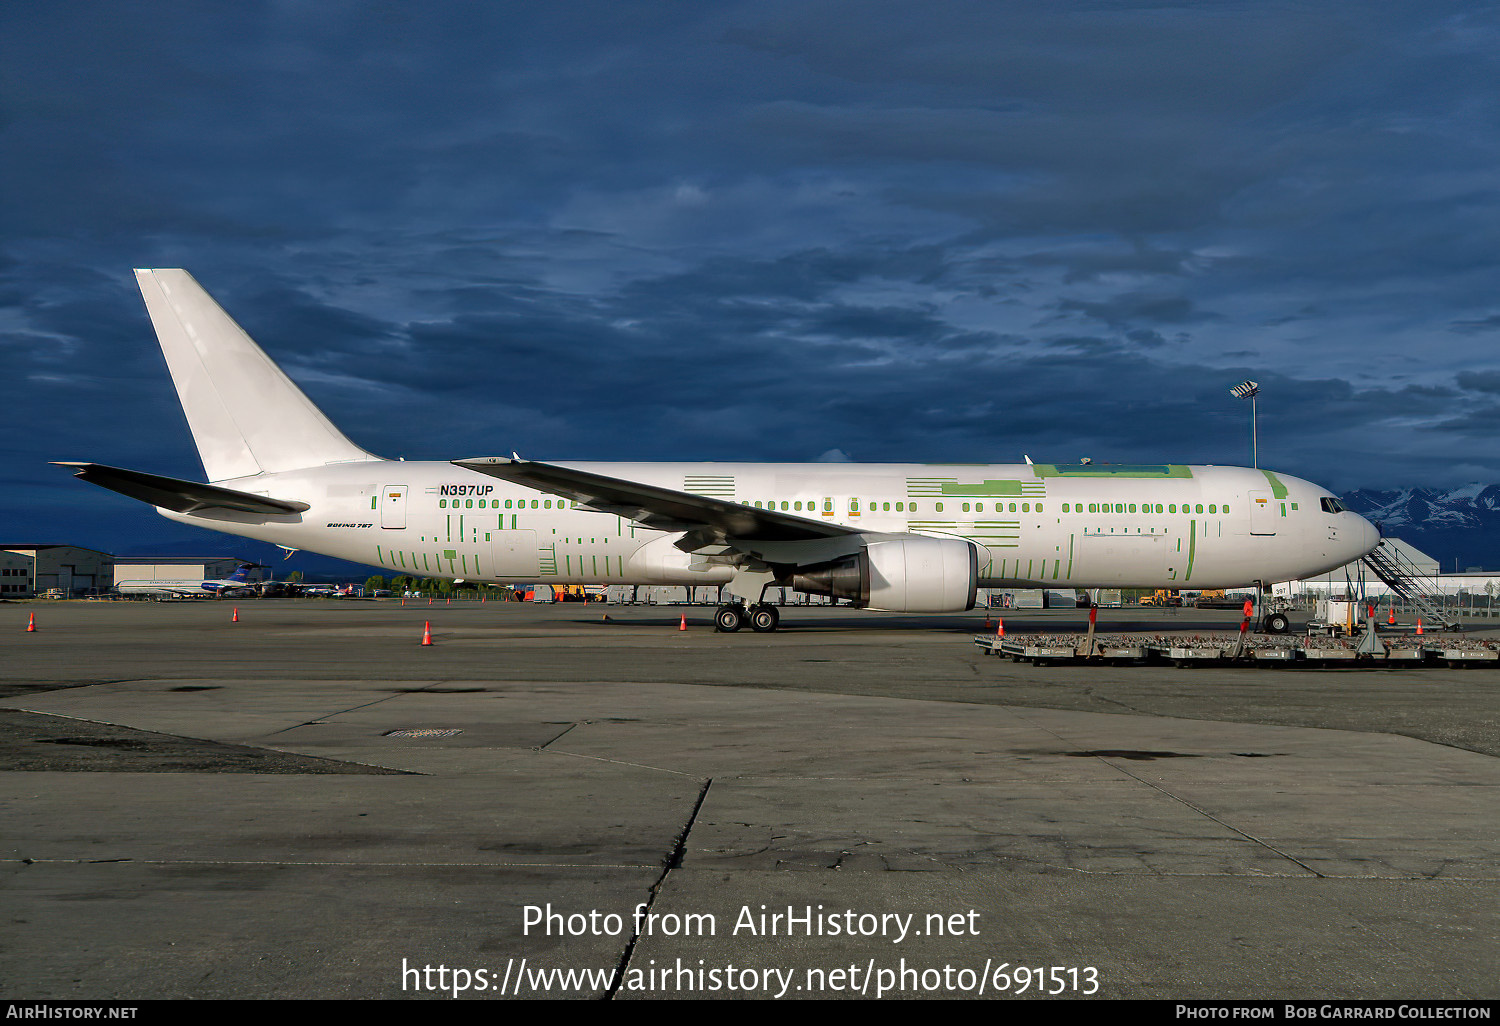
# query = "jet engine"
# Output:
<box><xmin>792</xmin><ymin>536</ymin><xmax>978</xmax><ymax>612</ymax></box>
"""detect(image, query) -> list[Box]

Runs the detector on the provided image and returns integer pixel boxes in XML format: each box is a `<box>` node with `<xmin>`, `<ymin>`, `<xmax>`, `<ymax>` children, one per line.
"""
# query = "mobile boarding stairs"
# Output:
<box><xmin>1361</xmin><ymin>538</ymin><xmax>1459</xmax><ymax>632</ymax></box>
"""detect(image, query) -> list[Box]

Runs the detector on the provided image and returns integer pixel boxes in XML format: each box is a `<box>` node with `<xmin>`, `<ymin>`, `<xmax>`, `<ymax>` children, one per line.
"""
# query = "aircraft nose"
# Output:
<box><xmin>1351</xmin><ymin>513</ymin><xmax>1380</xmax><ymax>560</ymax></box>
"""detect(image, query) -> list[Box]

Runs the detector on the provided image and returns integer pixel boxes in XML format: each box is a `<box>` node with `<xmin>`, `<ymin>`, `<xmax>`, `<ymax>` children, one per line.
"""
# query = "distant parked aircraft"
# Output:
<box><xmin>114</xmin><ymin>561</ymin><xmax>260</xmax><ymax>598</ymax></box>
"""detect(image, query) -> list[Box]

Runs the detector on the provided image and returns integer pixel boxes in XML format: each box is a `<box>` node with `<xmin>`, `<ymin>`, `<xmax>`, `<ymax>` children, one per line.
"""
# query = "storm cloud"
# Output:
<box><xmin>2</xmin><ymin>1</ymin><xmax>1498</xmax><ymax>551</ymax></box>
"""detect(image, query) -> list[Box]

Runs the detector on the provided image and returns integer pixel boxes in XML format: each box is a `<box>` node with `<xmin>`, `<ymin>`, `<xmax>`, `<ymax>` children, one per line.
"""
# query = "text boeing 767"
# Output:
<box><xmin>58</xmin><ymin>269</ymin><xmax>1380</xmax><ymax>633</ymax></box>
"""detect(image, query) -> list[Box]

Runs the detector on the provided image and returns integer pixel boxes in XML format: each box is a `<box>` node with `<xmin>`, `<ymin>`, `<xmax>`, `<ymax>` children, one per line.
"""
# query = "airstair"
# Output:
<box><xmin>1361</xmin><ymin>540</ymin><xmax>1457</xmax><ymax>631</ymax></box>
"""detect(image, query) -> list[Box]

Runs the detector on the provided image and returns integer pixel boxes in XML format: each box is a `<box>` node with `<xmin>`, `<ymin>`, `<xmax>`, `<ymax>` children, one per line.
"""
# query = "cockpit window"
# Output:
<box><xmin>1320</xmin><ymin>497</ymin><xmax>1347</xmax><ymax>514</ymax></box>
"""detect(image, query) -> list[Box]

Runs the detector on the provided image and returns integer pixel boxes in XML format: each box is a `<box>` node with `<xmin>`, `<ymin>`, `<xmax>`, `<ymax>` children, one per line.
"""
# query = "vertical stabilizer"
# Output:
<box><xmin>134</xmin><ymin>269</ymin><xmax>379</xmax><ymax>481</ymax></box>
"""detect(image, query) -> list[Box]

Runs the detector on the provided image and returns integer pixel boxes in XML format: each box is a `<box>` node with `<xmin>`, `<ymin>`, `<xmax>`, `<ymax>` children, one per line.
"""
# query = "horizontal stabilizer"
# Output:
<box><xmin>53</xmin><ymin>462</ymin><xmax>309</xmax><ymax>515</ymax></box>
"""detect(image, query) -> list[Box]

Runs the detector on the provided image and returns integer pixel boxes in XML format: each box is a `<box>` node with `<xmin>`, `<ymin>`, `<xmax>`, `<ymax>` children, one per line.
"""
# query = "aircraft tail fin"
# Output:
<box><xmin>229</xmin><ymin>563</ymin><xmax>256</xmax><ymax>582</ymax></box>
<box><xmin>133</xmin><ymin>269</ymin><xmax>379</xmax><ymax>482</ymax></box>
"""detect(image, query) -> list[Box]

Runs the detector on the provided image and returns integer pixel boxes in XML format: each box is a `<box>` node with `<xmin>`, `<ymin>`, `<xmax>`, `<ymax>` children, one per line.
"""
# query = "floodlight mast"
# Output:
<box><xmin>1230</xmin><ymin>380</ymin><xmax>1260</xmax><ymax>468</ymax></box>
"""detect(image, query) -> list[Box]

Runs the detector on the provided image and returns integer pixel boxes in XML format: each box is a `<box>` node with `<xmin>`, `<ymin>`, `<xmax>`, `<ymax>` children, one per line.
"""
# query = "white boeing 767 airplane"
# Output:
<box><xmin>58</xmin><ymin>269</ymin><xmax>1380</xmax><ymax>633</ymax></box>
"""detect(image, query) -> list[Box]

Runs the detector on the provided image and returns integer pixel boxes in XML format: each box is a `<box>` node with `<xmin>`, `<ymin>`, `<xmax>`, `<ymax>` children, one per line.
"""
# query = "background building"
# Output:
<box><xmin>0</xmin><ymin>550</ymin><xmax>34</xmax><ymax>597</ymax></box>
<box><xmin>0</xmin><ymin>545</ymin><xmax>115</xmax><ymax>597</ymax></box>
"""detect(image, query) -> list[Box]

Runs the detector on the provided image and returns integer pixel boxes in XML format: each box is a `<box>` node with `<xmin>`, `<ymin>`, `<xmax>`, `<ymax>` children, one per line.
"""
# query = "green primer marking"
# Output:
<box><xmin>1033</xmin><ymin>463</ymin><xmax>1193</xmax><ymax>479</ymax></box>
<box><xmin>1260</xmin><ymin>469</ymin><xmax>1289</xmax><ymax>498</ymax></box>
<box><xmin>939</xmin><ymin>480</ymin><xmax>1027</xmax><ymax>497</ymax></box>
<box><xmin>1186</xmin><ymin>521</ymin><xmax>1196</xmax><ymax>581</ymax></box>
<box><xmin>1053</xmin><ymin>558</ymin><xmax>1060</xmax><ymax>579</ymax></box>
<box><xmin>1066</xmin><ymin>535</ymin><xmax>1074</xmax><ymax>579</ymax></box>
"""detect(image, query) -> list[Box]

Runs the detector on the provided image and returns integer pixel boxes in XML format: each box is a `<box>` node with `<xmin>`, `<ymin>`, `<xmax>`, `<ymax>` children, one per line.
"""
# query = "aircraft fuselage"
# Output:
<box><xmin>159</xmin><ymin>459</ymin><xmax>1378</xmax><ymax>592</ymax></box>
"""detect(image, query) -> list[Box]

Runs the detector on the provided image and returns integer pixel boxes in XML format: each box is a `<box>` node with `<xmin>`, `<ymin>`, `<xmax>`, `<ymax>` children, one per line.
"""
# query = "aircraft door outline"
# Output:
<box><xmin>1249</xmin><ymin>490</ymin><xmax>1276</xmax><ymax>536</ymax></box>
<box><xmin>381</xmin><ymin>485</ymin><xmax>408</xmax><ymax>529</ymax></box>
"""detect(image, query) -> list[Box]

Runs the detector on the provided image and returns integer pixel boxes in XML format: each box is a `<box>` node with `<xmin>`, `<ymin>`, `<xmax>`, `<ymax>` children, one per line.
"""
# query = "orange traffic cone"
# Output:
<box><xmin>1416</xmin><ymin>617</ymin><xmax>1423</xmax><ymax>636</ymax></box>
<box><xmin>421</xmin><ymin>621</ymin><xmax>433</xmax><ymax>646</ymax></box>
<box><xmin>232</xmin><ymin>607</ymin><xmax>239</xmax><ymax>623</ymax></box>
<box><xmin>983</xmin><ymin>612</ymin><xmax>992</xmax><ymax>631</ymax></box>
<box><xmin>25</xmin><ymin>612</ymin><xmax>36</xmax><ymax>633</ymax></box>
<box><xmin>446</xmin><ymin>597</ymin><xmax>451</xmax><ymax>605</ymax></box>
<box><xmin>1388</xmin><ymin>608</ymin><xmax>1395</xmax><ymax>625</ymax></box>
<box><xmin>996</xmin><ymin>617</ymin><xmax>1004</xmax><ymax>638</ymax></box>
<box><xmin>678</xmin><ymin>614</ymin><xmax>687</xmax><ymax>631</ymax></box>
<box><xmin>401</xmin><ymin>598</ymin><xmax>405</xmax><ymax>607</ymax></box>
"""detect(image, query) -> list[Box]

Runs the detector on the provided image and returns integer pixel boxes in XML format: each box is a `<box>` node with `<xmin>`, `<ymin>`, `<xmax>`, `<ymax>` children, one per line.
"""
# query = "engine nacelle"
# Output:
<box><xmin>793</xmin><ymin>536</ymin><xmax>978</xmax><ymax>612</ymax></box>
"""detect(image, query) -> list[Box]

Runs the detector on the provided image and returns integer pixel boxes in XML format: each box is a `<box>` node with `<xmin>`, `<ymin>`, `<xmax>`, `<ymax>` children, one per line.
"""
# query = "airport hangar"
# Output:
<box><xmin>0</xmin><ymin>545</ymin><xmax>113</xmax><ymax>599</ymax></box>
<box><xmin>0</xmin><ymin>546</ymin><xmax>259</xmax><ymax>598</ymax></box>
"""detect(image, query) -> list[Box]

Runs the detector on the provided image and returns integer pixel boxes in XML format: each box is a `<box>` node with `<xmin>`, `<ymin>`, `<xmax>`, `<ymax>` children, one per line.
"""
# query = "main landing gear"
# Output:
<box><xmin>714</xmin><ymin>602</ymin><xmax>780</xmax><ymax>633</ymax></box>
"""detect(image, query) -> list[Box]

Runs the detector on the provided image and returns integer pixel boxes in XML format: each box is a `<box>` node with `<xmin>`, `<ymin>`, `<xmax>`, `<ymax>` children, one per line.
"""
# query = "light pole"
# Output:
<box><xmin>1230</xmin><ymin>380</ymin><xmax>1260</xmax><ymax>468</ymax></box>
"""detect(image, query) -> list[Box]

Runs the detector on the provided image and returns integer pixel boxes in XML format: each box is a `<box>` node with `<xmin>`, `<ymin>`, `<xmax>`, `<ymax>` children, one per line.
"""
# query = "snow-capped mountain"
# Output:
<box><xmin>1340</xmin><ymin>484</ymin><xmax>1500</xmax><ymax>571</ymax></box>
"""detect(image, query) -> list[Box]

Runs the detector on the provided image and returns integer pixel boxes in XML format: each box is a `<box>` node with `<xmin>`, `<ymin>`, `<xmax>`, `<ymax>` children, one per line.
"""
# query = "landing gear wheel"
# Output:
<box><xmin>748</xmin><ymin>604</ymin><xmax>779</xmax><ymax>633</ymax></box>
<box><xmin>1263</xmin><ymin>612</ymin><xmax>1290</xmax><ymax>634</ymax></box>
<box><xmin>714</xmin><ymin>605</ymin><xmax>745</xmax><ymax>633</ymax></box>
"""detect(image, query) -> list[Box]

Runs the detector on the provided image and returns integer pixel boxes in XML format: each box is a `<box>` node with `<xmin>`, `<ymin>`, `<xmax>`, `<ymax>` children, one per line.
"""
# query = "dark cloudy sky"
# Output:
<box><xmin>3</xmin><ymin>1</ymin><xmax>1499</xmax><ymax>551</ymax></box>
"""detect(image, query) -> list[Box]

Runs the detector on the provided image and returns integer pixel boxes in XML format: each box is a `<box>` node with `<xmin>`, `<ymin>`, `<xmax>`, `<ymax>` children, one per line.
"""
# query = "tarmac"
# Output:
<box><xmin>0</xmin><ymin>599</ymin><xmax>1496</xmax><ymax>1000</ymax></box>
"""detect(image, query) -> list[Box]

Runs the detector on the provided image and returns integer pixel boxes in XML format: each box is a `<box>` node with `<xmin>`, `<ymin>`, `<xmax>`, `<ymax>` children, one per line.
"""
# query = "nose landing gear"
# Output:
<box><xmin>1263</xmin><ymin>610</ymin><xmax>1291</xmax><ymax>634</ymax></box>
<box><xmin>1252</xmin><ymin>582</ymin><xmax>1293</xmax><ymax>634</ymax></box>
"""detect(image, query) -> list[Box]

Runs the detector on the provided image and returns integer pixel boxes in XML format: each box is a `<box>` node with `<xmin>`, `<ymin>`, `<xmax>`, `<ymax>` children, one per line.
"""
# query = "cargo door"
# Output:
<box><xmin>492</xmin><ymin>530</ymin><xmax>539</xmax><ymax>579</ymax></box>
<box><xmin>380</xmin><ymin>485</ymin><xmax>408</xmax><ymax>529</ymax></box>
<box><xmin>1249</xmin><ymin>490</ymin><xmax>1276</xmax><ymax>535</ymax></box>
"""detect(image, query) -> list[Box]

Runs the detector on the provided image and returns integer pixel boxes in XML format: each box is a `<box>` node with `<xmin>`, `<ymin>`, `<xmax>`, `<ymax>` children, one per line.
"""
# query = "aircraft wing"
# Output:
<box><xmin>452</xmin><ymin>456</ymin><xmax>859</xmax><ymax>542</ymax></box>
<box><xmin>53</xmin><ymin>462</ymin><xmax>310</xmax><ymax>515</ymax></box>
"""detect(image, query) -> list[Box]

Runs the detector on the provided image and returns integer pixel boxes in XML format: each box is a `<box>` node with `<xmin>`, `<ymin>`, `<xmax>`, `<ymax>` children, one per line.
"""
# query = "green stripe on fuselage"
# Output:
<box><xmin>1033</xmin><ymin>463</ymin><xmax>1194</xmax><ymax>479</ymax></box>
<box><xmin>1261</xmin><ymin>469</ymin><xmax>1289</xmax><ymax>499</ymax></box>
<box><xmin>938</xmin><ymin>480</ymin><xmax>1027</xmax><ymax>496</ymax></box>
